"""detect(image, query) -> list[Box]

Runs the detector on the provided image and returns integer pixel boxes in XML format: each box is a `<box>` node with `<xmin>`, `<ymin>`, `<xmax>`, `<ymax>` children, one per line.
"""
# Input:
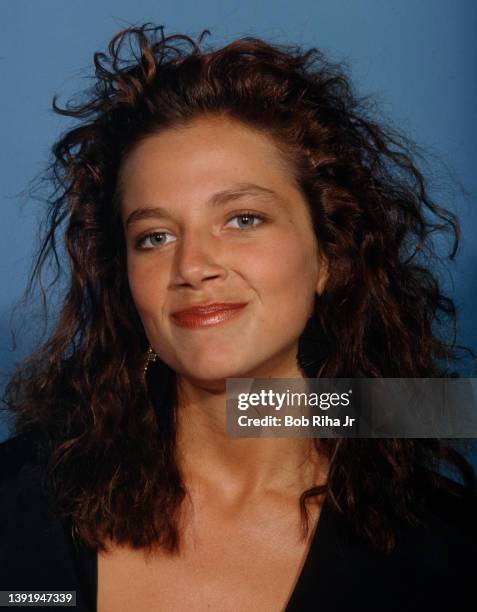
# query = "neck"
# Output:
<box><xmin>173</xmin><ymin>358</ymin><xmax>327</xmax><ymax>502</ymax></box>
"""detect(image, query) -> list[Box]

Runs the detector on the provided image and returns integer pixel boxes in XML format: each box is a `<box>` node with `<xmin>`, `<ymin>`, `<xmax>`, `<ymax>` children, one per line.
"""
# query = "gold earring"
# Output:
<box><xmin>144</xmin><ymin>346</ymin><xmax>158</xmax><ymax>375</ymax></box>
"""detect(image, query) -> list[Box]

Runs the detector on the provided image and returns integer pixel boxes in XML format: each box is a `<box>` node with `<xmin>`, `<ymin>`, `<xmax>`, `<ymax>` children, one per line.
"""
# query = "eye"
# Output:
<box><xmin>135</xmin><ymin>231</ymin><xmax>176</xmax><ymax>250</ymax></box>
<box><xmin>226</xmin><ymin>212</ymin><xmax>266</xmax><ymax>230</ymax></box>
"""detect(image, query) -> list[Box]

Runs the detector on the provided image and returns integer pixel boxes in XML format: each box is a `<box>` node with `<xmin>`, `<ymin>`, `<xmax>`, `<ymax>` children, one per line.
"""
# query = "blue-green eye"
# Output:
<box><xmin>136</xmin><ymin>232</ymin><xmax>176</xmax><ymax>250</ymax></box>
<box><xmin>134</xmin><ymin>213</ymin><xmax>266</xmax><ymax>250</ymax></box>
<box><xmin>227</xmin><ymin>213</ymin><xmax>265</xmax><ymax>229</ymax></box>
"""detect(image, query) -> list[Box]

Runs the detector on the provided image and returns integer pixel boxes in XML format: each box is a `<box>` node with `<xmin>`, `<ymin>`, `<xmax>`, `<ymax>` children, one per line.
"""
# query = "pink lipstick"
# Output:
<box><xmin>171</xmin><ymin>302</ymin><xmax>248</xmax><ymax>330</ymax></box>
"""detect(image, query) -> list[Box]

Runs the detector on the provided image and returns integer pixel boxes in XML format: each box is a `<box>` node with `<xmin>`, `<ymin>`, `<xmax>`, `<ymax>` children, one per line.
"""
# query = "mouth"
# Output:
<box><xmin>170</xmin><ymin>302</ymin><xmax>248</xmax><ymax>330</ymax></box>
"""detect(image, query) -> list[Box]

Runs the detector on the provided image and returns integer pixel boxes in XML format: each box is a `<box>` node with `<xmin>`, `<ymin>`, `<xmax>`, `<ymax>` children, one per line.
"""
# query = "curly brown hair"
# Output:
<box><xmin>3</xmin><ymin>23</ymin><xmax>476</xmax><ymax>555</ymax></box>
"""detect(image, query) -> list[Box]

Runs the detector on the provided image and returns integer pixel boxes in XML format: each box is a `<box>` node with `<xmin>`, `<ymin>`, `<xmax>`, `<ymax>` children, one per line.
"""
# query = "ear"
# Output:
<box><xmin>316</xmin><ymin>255</ymin><xmax>329</xmax><ymax>296</ymax></box>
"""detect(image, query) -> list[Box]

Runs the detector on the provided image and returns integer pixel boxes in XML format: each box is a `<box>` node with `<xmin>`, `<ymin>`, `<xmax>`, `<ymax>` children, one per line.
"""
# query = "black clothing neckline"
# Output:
<box><xmin>73</xmin><ymin>496</ymin><xmax>333</xmax><ymax>612</ymax></box>
<box><xmin>2</xmin><ymin>432</ymin><xmax>477</xmax><ymax>611</ymax></box>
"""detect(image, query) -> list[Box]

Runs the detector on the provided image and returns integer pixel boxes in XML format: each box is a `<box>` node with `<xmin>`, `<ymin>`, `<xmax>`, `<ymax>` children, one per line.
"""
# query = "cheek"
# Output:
<box><xmin>266</xmin><ymin>233</ymin><xmax>314</xmax><ymax>284</ymax></box>
<box><xmin>126</xmin><ymin>258</ymin><xmax>166</xmax><ymax>322</ymax></box>
<box><xmin>127</xmin><ymin>260</ymin><xmax>145</xmax><ymax>311</ymax></box>
<box><xmin>243</xmin><ymin>233</ymin><xmax>317</xmax><ymax>309</ymax></box>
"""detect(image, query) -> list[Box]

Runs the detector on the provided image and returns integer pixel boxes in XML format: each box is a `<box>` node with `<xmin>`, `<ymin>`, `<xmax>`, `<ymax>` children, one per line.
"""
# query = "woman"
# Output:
<box><xmin>1</xmin><ymin>24</ymin><xmax>476</xmax><ymax>612</ymax></box>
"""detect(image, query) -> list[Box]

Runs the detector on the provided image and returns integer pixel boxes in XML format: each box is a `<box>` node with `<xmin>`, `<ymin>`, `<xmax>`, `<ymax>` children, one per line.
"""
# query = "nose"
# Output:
<box><xmin>171</xmin><ymin>229</ymin><xmax>227</xmax><ymax>289</ymax></box>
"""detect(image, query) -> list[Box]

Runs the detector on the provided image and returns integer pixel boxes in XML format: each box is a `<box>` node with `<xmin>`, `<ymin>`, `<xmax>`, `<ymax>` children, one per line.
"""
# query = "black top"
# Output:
<box><xmin>1</xmin><ymin>433</ymin><xmax>476</xmax><ymax>612</ymax></box>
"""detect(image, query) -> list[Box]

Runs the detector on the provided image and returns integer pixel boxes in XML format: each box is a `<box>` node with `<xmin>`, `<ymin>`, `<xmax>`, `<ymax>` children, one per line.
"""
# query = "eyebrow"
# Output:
<box><xmin>124</xmin><ymin>183</ymin><xmax>286</xmax><ymax>228</ymax></box>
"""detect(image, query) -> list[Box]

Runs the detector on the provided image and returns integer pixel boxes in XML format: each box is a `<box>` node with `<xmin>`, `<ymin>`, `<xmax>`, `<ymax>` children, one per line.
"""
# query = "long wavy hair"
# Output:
<box><xmin>3</xmin><ymin>24</ymin><xmax>476</xmax><ymax>555</ymax></box>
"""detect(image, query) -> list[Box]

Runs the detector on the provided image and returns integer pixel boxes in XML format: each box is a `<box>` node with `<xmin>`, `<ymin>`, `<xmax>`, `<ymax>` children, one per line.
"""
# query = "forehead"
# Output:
<box><xmin>118</xmin><ymin>116</ymin><xmax>298</xmax><ymax>216</ymax></box>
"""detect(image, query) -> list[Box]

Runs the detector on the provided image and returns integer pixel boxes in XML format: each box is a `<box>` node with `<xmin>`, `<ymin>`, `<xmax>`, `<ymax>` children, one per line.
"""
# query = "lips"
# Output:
<box><xmin>171</xmin><ymin>302</ymin><xmax>248</xmax><ymax>330</ymax></box>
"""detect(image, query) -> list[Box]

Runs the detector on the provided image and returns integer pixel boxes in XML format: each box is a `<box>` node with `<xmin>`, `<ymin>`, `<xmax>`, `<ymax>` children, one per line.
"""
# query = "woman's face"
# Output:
<box><xmin>120</xmin><ymin>115</ymin><xmax>327</xmax><ymax>387</ymax></box>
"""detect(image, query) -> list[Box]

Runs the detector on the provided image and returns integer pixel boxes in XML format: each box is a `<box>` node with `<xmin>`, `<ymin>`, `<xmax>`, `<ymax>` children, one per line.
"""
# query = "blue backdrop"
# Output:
<box><xmin>1</xmin><ymin>1</ymin><xmax>476</xmax><ymax>453</ymax></box>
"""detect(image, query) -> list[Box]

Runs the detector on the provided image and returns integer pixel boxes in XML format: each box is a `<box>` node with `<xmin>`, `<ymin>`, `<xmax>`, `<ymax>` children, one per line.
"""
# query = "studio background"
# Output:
<box><xmin>1</xmin><ymin>0</ymin><xmax>476</xmax><ymax>470</ymax></box>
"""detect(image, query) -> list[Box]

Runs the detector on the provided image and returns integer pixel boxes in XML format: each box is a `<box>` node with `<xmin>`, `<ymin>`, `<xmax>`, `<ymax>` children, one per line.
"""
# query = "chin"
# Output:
<box><xmin>178</xmin><ymin>354</ymin><xmax>261</xmax><ymax>386</ymax></box>
<box><xmin>183</xmin><ymin>364</ymin><xmax>246</xmax><ymax>384</ymax></box>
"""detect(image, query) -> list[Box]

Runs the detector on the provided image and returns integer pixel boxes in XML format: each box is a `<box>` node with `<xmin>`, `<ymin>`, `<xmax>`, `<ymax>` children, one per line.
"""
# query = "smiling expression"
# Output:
<box><xmin>120</xmin><ymin>115</ymin><xmax>327</xmax><ymax>387</ymax></box>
